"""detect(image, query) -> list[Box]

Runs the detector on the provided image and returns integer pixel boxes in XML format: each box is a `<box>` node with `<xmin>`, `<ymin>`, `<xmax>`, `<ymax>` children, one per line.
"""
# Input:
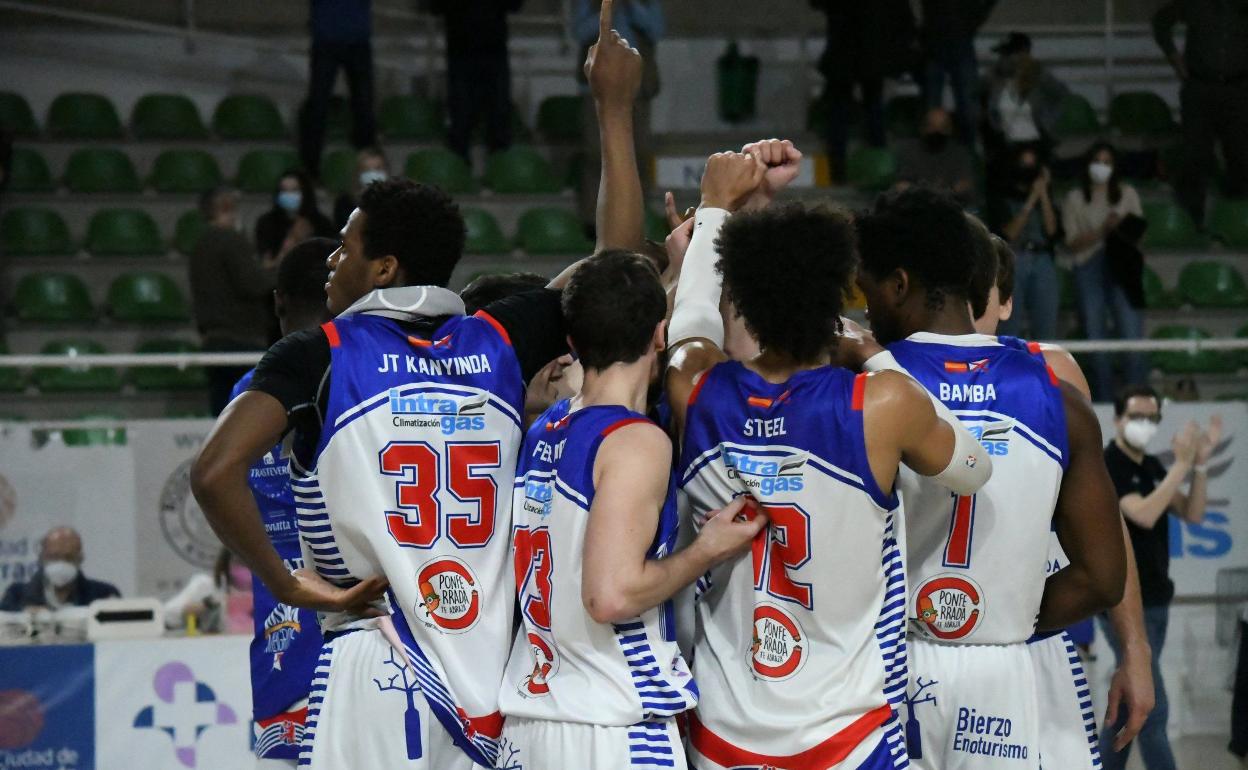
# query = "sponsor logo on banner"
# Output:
<box><xmin>913</xmin><ymin>574</ymin><xmax>985</xmax><ymax>641</ymax></box>
<box><xmin>0</xmin><ymin>645</ymin><xmax>94</xmax><ymax>769</ymax></box>
<box><xmin>159</xmin><ymin>458</ymin><xmax>221</xmax><ymax>571</ymax></box>
<box><xmin>132</xmin><ymin>662</ymin><xmax>238</xmax><ymax>769</ymax></box>
<box><xmin>414</xmin><ymin>557</ymin><xmax>482</xmax><ymax>633</ymax></box>
<box><xmin>748</xmin><ymin>602</ymin><xmax>807</xmax><ymax>681</ymax></box>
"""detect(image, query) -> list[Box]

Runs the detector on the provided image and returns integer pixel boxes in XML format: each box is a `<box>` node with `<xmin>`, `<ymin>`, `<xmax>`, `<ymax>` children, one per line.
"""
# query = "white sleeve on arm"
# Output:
<box><xmin>864</xmin><ymin>350</ymin><xmax>992</xmax><ymax>495</ymax></box>
<box><xmin>669</xmin><ymin>207</ymin><xmax>729</xmax><ymax>348</ymax></box>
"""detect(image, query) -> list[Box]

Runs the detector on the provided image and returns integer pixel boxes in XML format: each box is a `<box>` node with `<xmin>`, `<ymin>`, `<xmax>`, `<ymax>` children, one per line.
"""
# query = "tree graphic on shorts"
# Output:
<box><xmin>905</xmin><ymin>676</ymin><xmax>939</xmax><ymax>759</ymax></box>
<box><xmin>374</xmin><ymin>648</ymin><xmax>423</xmax><ymax>760</ymax></box>
<box><xmin>495</xmin><ymin>738</ymin><xmax>523</xmax><ymax>770</ymax></box>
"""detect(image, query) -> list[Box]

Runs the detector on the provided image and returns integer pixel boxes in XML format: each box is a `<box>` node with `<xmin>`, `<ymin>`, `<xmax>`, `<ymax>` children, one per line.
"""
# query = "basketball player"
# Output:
<box><xmin>969</xmin><ymin>229</ymin><xmax>1155</xmax><ymax>769</ymax></box>
<box><xmin>666</xmin><ymin>152</ymin><xmax>994</xmax><ymax>769</ymax></box>
<box><xmin>853</xmin><ymin>188</ymin><xmax>1127</xmax><ymax>770</ymax></box>
<box><xmin>192</xmin><ymin>5</ymin><xmax>641</xmax><ymax>766</ymax></box>
<box><xmin>499</xmin><ymin>250</ymin><xmax>765</xmax><ymax>768</ymax></box>
<box><xmin>227</xmin><ymin>238</ymin><xmax>335</xmax><ymax>768</ymax></box>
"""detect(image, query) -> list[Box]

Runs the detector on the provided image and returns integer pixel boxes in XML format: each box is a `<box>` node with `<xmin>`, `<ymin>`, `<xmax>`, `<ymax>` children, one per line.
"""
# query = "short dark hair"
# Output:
<box><xmin>717</xmin><ymin>203</ymin><xmax>858</xmax><ymax>363</ymax></box>
<box><xmin>1081</xmin><ymin>141</ymin><xmax>1122</xmax><ymax>206</ymax></box>
<box><xmin>198</xmin><ymin>185</ymin><xmax>236</xmax><ymax>219</ymax></box>
<box><xmin>993</xmin><ymin>235</ymin><xmax>1015</xmax><ymax>303</ymax></box>
<box><xmin>277</xmin><ymin>237</ymin><xmax>336</xmax><ymax>312</ymax></box>
<box><xmin>964</xmin><ymin>213</ymin><xmax>998</xmax><ymax>320</ymax></box>
<box><xmin>856</xmin><ymin>187</ymin><xmax>977</xmax><ymax>312</ymax></box>
<box><xmin>459</xmin><ymin>272</ymin><xmax>548</xmax><ymax>314</ymax></box>
<box><xmin>358</xmin><ymin>178</ymin><xmax>465</xmax><ymax>288</ymax></box>
<box><xmin>1113</xmin><ymin>384</ymin><xmax>1161</xmax><ymax>417</ymax></box>
<box><xmin>562</xmin><ymin>250</ymin><xmax>666</xmax><ymax>371</ymax></box>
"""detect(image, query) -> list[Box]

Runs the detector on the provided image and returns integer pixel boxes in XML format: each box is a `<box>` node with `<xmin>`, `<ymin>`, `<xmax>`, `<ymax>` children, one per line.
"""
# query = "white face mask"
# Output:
<box><xmin>1122</xmin><ymin>418</ymin><xmax>1158</xmax><ymax>451</ymax></box>
<box><xmin>359</xmin><ymin>170</ymin><xmax>387</xmax><ymax>187</ymax></box>
<box><xmin>43</xmin><ymin>560</ymin><xmax>79</xmax><ymax>588</ymax></box>
<box><xmin>1089</xmin><ymin>162</ymin><xmax>1113</xmax><ymax>184</ymax></box>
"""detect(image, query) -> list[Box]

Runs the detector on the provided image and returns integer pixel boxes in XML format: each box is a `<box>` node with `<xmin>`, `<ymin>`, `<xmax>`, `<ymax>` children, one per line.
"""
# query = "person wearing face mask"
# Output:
<box><xmin>989</xmin><ymin>144</ymin><xmax>1059</xmax><ymax>341</ymax></box>
<box><xmin>0</xmin><ymin>527</ymin><xmax>120</xmax><ymax>611</ymax></box>
<box><xmin>985</xmin><ymin>32</ymin><xmax>1068</xmax><ymax>158</ymax></box>
<box><xmin>333</xmin><ymin>146</ymin><xmax>389</xmax><ymax>230</ymax></box>
<box><xmin>1062</xmin><ymin>142</ymin><xmax>1146</xmax><ymax>402</ymax></box>
<box><xmin>254</xmin><ymin>170</ymin><xmax>335</xmax><ymax>264</ymax></box>
<box><xmin>1101</xmin><ymin>385</ymin><xmax>1220</xmax><ymax>770</ymax></box>
<box><xmin>894</xmin><ymin>107</ymin><xmax>977</xmax><ymax>204</ymax></box>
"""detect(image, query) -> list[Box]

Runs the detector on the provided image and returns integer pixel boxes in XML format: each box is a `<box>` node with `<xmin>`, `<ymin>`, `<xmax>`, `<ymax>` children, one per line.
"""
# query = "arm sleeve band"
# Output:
<box><xmin>864</xmin><ymin>350</ymin><xmax>993</xmax><ymax>495</ymax></box>
<box><xmin>669</xmin><ymin>207</ymin><xmax>729</xmax><ymax>348</ymax></box>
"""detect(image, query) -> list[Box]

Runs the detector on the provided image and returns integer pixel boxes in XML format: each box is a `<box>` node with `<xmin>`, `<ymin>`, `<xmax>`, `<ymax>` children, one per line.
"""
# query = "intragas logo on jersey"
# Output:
<box><xmin>389</xmin><ymin>389</ymin><xmax>487</xmax><ymax>435</ymax></box>
<box><xmin>724</xmin><ymin>450</ymin><xmax>806</xmax><ymax>496</ymax></box>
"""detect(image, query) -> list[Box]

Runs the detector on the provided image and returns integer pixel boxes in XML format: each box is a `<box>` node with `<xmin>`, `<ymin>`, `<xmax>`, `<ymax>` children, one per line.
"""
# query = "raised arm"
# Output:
<box><xmin>581</xmin><ymin>423</ymin><xmax>766</xmax><ymax>623</ymax></box>
<box><xmin>1120</xmin><ymin>421</ymin><xmax>1198</xmax><ymax>529</ymax></box>
<box><xmin>1037</xmin><ymin>383</ymin><xmax>1127</xmax><ymax>630</ymax></box>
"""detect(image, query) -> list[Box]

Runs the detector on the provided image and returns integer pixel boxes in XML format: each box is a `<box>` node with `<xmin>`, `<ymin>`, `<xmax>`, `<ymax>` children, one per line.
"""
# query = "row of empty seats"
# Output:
<box><xmin>3</xmin><ymin>205</ymin><xmax>619</xmax><ymax>257</ymax></box>
<box><xmin>1051</xmin><ymin>260</ymin><xmax>1248</xmax><ymax>309</ymax></box>
<box><xmin>14</xmin><ymin>271</ymin><xmax>189</xmax><ymax>323</ymax></box>
<box><xmin>0</xmin><ymin>91</ymin><xmax>588</xmax><ymax>144</ymax></box>
<box><xmin>7</xmin><ymin>144</ymin><xmax>577</xmax><ymax>196</ymax></box>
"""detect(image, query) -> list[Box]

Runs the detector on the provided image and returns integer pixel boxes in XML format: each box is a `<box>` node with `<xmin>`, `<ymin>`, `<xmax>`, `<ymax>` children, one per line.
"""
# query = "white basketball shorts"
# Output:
<box><xmin>1028</xmin><ymin>632</ymin><xmax>1101</xmax><ymax>770</ymax></box>
<box><xmin>497</xmin><ymin>716</ymin><xmax>685</xmax><ymax>770</ymax></box>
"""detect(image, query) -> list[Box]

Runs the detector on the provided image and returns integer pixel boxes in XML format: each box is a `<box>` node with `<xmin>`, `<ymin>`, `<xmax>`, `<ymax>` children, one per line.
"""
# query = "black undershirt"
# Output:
<box><xmin>247</xmin><ymin>288</ymin><xmax>566</xmax><ymax>465</ymax></box>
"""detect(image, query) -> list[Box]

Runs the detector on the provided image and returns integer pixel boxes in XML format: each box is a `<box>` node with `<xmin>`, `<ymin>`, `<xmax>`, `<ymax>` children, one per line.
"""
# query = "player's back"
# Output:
<box><xmin>291</xmin><ymin>306</ymin><xmax>524</xmax><ymax>760</ymax></box>
<box><xmin>501</xmin><ymin>399</ymin><xmax>697</xmax><ymax>727</ymax></box>
<box><xmin>888</xmin><ymin>332</ymin><xmax>1067</xmax><ymax>645</ymax></box>
<box><xmin>679</xmin><ymin>361</ymin><xmax>907</xmax><ymax>768</ymax></box>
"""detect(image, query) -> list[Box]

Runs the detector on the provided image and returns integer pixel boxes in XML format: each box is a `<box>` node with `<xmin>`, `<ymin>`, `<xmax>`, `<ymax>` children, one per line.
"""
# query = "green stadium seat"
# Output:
<box><xmin>885</xmin><ymin>94</ymin><xmax>924</xmax><ymax>138</ymax></box>
<box><xmin>32</xmin><ymin>341</ymin><xmax>121</xmax><ymax>393</ymax></box>
<box><xmin>320</xmin><ymin>149</ymin><xmax>357</xmax><ymax>197</ymax></box>
<box><xmin>14</xmin><ymin>273</ymin><xmax>94</xmax><ymax>322</ymax></box>
<box><xmin>7</xmin><ymin>148</ymin><xmax>55</xmax><ymax>192</ymax></box>
<box><xmin>212</xmin><ymin>94</ymin><xmax>287</xmax><ymax>140</ymax></box>
<box><xmin>0</xmin><ymin>92</ymin><xmax>38</xmax><ymax>136</ymax></box>
<box><xmin>1209</xmin><ymin>198</ymin><xmax>1248</xmax><ymax>249</ymax></box>
<box><xmin>379</xmin><ymin>94</ymin><xmax>442</xmax><ymax>140</ymax></box>
<box><xmin>130</xmin><ymin>339</ymin><xmax>207</xmax><ymax>390</ymax></box>
<box><xmin>107</xmin><ymin>272</ymin><xmax>190</xmax><ymax>322</ymax></box>
<box><xmin>64</xmin><ymin>148</ymin><xmax>141</xmax><ymax>193</ymax></box>
<box><xmin>1141</xmin><ymin>200</ymin><xmax>1207</xmax><ymax>250</ymax></box>
<box><xmin>405</xmin><ymin>148</ymin><xmax>477</xmax><ymax>194</ymax></box>
<box><xmin>644</xmin><ymin>208</ymin><xmax>669</xmax><ymax>243</ymax></box>
<box><xmin>46</xmin><ymin>92</ymin><xmax>123</xmax><ymax>139</ymax></box>
<box><xmin>61</xmin><ymin>413</ymin><xmax>127</xmax><ymax>447</ymax></box>
<box><xmin>1052</xmin><ymin>93</ymin><xmax>1100</xmax><ymax>138</ymax></box>
<box><xmin>174</xmin><ymin>210</ymin><xmax>207</xmax><ymax>255</ymax></box>
<box><xmin>846</xmin><ymin>147</ymin><xmax>897</xmax><ymax>191</ymax></box>
<box><xmin>474</xmin><ymin>105</ymin><xmax>531</xmax><ymax>144</ymax></box>
<box><xmin>0</xmin><ymin>341</ymin><xmax>22</xmax><ymax>393</ymax></box>
<box><xmin>86</xmin><ymin>209</ymin><xmax>163</xmax><ymax>257</ymax></box>
<box><xmin>515</xmin><ymin>207</ymin><xmax>592</xmax><ymax>255</ymax></box>
<box><xmin>462</xmin><ymin>208</ymin><xmax>509</xmax><ymax>255</ymax></box>
<box><xmin>130</xmin><ymin>93</ymin><xmax>208</xmax><ymax>140</ymax></box>
<box><xmin>537</xmin><ymin>95</ymin><xmax>584</xmax><ymax>142</ymax></box>
<box><xmin>1</xmin><ymin>208</ymin><xmax>73</xmax><ymax>256</ymax></box>
<box><xmin>1108</xmin><ymin>91</ymin><xmax>1177</xmax><ymax>137</ymax></box>
<box><xmin>1149</xmin><ymin>325</ymin><xmax>1235</xmax><ymax>374</ymax></box>
<box><xmin>483</xmin><ymin>146</ymin><xmax>561</xmax><ymax>194</ymax></box>
<box><xmin>236</xmin><ymin>149</ymin><xmax>299</xmax><ymax>193</ymax></box>
<box><xmin>148</xmin><ymin>149</ymin><xmax>222</xmax><ymax>193</ymax></box>
<box><xmin>1178</xmin><ymin>260</ymin><xmax>1248</xmax><ymax>307</ymax></box>
<box><xmin>1142</xmin><ymin>265</ymin><xmax>1178</xmax><ymax>309</ymax></box>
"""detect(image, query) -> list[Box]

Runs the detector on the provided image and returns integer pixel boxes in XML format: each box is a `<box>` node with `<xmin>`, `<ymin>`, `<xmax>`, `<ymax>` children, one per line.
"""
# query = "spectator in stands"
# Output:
<box><xmin>989</xmin><ymin>144</ymin><xmax>1059</xmax><ymax>340</ymax></box>
<box><xmin>894</xmin><ymin>107</ymin><xmax>978</xmax><ymax>204</ymax></box>
<box><xmin>333</xmin><ymin>146</ymin><xmax>389</xmax><ymax>229</ymax></box>
<box><xmin>191</xmin><ymin>186</ymin><xmax>278</xmax><ymax>415</ymax></box>
<box><xmin>255</xmin><ymin>171</ymin><xmax>335</xmax><ymax>262</ymax></box>
<box><xmin>810</xmin><ymin>0</ymin><xmax>919</xmax><ymax>181</ymax></box>
<box><xmin>984</xmin><ymin>32</ymin><xmax>1068</xmax><ymax>160</ymax></box>
<box><xmin>572</xmin><ymin>0</ymin><xmax>664</xmax><ymax>230</ymax></box>
<box><xmin>299</xmin><ymin>0</ymin><xmax>378</xmax><ymax>176</ymax></box>
<box><xmin>919</xmin><ymin>0</ymin><xmax>997</xmax><ymax>145</ymax></box>
<box><xmin>1062</xmin><ymin>141</ymin><xmax>1147</xmax><ymax>401</ymax></box>
<box><xmin>1100</xmin><ymin>387</ymin><xmax>1219</xmax><ymax>770</ymax></box>
<box><xmin>432</xmin><ymin>0</ymin><xmax>524</xmax><ymax>162</ymax></box>
<box><xmin>0</xmin><ymin>527</ymin><xmax>119</xmax><ymax>611</ymax></box>
<box><xmin>1153</xmin><ymin>0</ymin><xmax>1248</xmax><ymax>225</ymax></box>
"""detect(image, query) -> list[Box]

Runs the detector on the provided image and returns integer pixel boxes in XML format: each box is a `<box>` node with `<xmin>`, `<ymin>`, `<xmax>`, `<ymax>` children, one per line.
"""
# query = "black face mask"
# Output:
<box><xmin>921</xmin><ymin>132</ymin><xmax>950</xmax><ymax>153</ymax></box>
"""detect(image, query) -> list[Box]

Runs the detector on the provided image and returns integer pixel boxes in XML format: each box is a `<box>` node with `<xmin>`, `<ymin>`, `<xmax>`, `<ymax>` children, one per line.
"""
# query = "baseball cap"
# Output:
<box><xmin>992</xmin><ymin>32</ymin><xmax>1032</xmax><ymax>56</ymax></box>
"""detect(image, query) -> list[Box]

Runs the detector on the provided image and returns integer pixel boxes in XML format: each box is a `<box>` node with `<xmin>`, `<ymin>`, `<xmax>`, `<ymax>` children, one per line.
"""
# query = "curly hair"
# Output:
<box><xmin>357</xmin><ymin>178</ymin><xmax>465</xmax><ymax>288</ymax></box>
<box><xmin>856</xmin><ymin>187</ymin><xmax>976</xmax><ymax>312</ymax></box>
<box><xmin>562</xmin><ymin>250</ymin><xmax>666</xmax><ymax>371</ymax></box>
<box><xmin>716</xmin><ymin>203</ymin><xmax>858</xmax><ymax>363</ymax></box>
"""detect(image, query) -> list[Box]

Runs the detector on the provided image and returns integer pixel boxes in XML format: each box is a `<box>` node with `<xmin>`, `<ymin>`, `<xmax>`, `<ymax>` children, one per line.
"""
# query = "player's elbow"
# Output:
<box><xmin>583</xmin><ymin>587</ymin><xmax>636</xmax><ymax>625</ymax></box>
<box><xmin>189</xmin><ymin>444</ymin><xmax>237</xmax><ymax>514</ymax></box>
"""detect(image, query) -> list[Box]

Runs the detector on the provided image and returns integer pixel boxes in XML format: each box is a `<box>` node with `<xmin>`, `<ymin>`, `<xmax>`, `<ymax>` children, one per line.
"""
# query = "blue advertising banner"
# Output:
<box><xmin>0</xmin><ymin>644</ymin><xmax>94</xmax><ymax>770</ymax></box>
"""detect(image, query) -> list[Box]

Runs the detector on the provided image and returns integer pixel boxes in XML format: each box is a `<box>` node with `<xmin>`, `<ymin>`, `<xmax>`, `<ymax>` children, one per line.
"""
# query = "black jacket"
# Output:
<box><xmin>0</xmin><ymin>569</ymin><xmax>120</xmax><ymax>611</ymax></box>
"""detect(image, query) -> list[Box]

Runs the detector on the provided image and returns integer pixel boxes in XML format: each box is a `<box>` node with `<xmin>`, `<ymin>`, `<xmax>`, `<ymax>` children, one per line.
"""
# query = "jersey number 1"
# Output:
<box><xmin>942</xmin><ymin>494</ymin><xmax>977</xmax><ymax>568</ymax></box>
<box><xmin>380</xmin><ymin>441</ymin><xmax>501</xmax><ymax>548</ymax></box>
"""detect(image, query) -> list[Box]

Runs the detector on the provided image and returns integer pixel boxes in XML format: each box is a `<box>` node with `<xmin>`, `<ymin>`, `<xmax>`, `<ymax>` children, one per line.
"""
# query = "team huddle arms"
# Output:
<box><xmin>191</xmin><ymin>2</ymin><xmax>1142</xmax><ymax>767</ymax></box>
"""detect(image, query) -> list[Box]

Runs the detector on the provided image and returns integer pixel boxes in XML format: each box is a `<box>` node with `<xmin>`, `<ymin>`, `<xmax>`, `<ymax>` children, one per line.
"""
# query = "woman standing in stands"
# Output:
<box><xmin>1062</xmin><ymin>141</ymin><xmax>1146</xmax><ymax>402</ymax></box>
<box><xmin>254</xmin><ymin>170</ymin><xmax>335</xmax><ymax>261</ymax></box>
<box><xmin>990</xmin><ymin>144</ymin><xmax>1060</xmax><ymax>342</ymax></box>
